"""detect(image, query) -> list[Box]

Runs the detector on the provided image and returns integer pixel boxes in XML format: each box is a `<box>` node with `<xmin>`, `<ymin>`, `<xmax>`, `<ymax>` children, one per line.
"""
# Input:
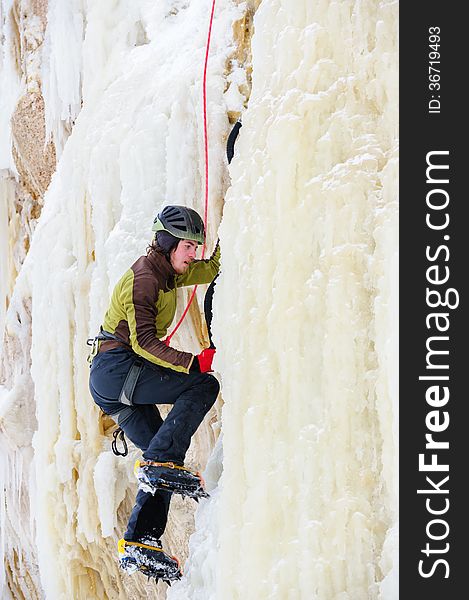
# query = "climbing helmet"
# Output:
<box><xmin>152</xmin><ymin>205</ymin><xmax>205</xmax><ymax>245</ymax></box>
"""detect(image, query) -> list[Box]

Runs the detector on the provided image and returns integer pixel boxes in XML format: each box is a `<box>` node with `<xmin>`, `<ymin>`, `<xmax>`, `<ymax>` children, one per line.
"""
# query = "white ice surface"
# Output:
<box><xmin>41</xmin><ymin>0</ymin><xmax>85</xmax><ymax>157</ymax></box>
<box><xmin>0</xmin><ymin>0</ymin><xmax>398</xmax><ymax>598</ymax></box>
<box><xmin>170</xmin><ymin>1</ymin><xmax>398</xmax><ymax>598</ymax></box>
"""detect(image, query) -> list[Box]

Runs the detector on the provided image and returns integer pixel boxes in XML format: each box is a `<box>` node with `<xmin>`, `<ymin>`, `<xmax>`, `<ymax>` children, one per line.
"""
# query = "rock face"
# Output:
<box><xmin>9</xmin><ymin>0</ymin><xmax>55</xmax><ymax>221</ymax></box>
<box><xmin>12</xmin><ymin>92</ymin><xmax>56</xmax><ymax>204</ymax></box>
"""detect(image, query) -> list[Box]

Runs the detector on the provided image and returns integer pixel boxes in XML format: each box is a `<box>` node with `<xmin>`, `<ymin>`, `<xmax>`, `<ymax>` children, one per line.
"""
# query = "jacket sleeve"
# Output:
<box><xmin>175</xmin><ymin>242</ymin><xmax>220</xmax><ymax>287</ymax></box>
<box><xmin>122</xmin><ymin>269</ymin><xmax>194</xmax><ymax>373</ymax></box>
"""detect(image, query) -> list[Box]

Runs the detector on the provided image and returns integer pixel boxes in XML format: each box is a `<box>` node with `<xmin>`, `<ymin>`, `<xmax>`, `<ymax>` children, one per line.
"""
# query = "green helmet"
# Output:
<box><xmin>152</xmin><ymin>205</ymin><xmax>205</xmax><ymax>244</ymax></box>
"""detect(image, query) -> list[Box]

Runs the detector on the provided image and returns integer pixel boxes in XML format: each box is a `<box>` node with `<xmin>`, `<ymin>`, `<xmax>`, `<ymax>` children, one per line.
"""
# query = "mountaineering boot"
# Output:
<box><xmin>135</xmin><ymin>460</ymin><xmax>209</xmax><ymax>500</ymax></box>
<box><xmin>118</xmin><ymin>537</ymin><xmax>182</xmax><ymax>583</ymax></box>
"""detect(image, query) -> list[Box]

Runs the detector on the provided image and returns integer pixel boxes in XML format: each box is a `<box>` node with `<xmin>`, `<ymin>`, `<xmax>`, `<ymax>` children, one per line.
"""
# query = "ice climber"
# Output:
<box><xmin>88</xmin><ymin>205</ymin><xmax>220</xmax><ymax>582</ymax></box>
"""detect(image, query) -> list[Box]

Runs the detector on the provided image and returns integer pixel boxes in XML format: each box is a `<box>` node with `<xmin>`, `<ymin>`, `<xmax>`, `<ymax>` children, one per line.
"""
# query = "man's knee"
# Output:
<box><xmin>204</xmin><ymin>373</ymin><xmax>220</xmax><ymax>405</ymax></box>
<box><xmin>189</xmin><ymin>373</ymin><xmax>219</xmax><ymax>412</ymax></box>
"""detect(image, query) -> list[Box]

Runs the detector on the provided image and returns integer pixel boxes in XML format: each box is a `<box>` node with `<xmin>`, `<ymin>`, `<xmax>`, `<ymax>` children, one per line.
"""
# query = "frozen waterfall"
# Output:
<box><xmin>0</xmin><ymin>1</ymin><xmax>398</xmax><ymax>598</ymax></box>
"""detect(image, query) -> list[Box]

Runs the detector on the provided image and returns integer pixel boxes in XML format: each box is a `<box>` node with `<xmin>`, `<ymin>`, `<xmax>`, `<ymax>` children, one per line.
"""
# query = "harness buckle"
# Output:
<box><xmin>87</xmin><ymin>336</ymin><xmax>100</xmax><ymax>364</ymax></box>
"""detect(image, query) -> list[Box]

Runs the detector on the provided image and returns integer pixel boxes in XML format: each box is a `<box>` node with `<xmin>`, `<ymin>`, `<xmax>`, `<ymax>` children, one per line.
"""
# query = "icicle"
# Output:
<box><xmin>41</xmin><ymin>0</ymin><xmax>85</xmax><ymax>156</ymax></box>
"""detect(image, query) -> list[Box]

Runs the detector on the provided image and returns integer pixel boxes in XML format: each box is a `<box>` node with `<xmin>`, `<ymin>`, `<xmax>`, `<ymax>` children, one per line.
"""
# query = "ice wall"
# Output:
<box><xmin>169</xmin><ymin>1</ymin><xmax>398</xmax><ymax>598</ymax></box>
<box><xmin>1</xmin><ymin>0</ymin><xmax>398</xmax><ymax>598</ymax></box>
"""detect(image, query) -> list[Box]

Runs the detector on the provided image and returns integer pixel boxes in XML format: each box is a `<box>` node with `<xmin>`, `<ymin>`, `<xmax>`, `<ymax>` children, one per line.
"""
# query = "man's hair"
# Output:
<box><xmin>147</xmin><ymin>231</ymin><xmax>180</xmax><ymax>258</ymax></box>
<box><xmin>146</xmin><ymin>237</ymin><xmax>162</xmax><ymax>256</ymax></box>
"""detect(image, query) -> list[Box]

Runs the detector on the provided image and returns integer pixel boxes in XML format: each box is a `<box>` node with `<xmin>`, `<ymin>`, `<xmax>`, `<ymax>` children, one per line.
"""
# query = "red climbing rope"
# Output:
<box><xmin>165</xmin><ymin>0</ymin><xmax>216</xmax><ymax>345</ymax></box>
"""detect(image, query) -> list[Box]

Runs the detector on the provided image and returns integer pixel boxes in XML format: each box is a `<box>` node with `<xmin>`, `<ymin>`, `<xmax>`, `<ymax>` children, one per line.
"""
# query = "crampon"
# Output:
<box><xmin>118</xmin><ymin>538</ymin><xmax>182</xmax><ymax>585</ymax></box>
<box><xmin>135</xmin><ymin>461</ymin><xmax>209</xmax><ymax>500</ymax></box>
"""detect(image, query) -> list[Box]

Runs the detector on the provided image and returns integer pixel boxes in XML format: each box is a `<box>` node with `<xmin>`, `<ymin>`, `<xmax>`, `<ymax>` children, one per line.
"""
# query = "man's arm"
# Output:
<box><xmin>122</xmin><ymin>269</ymin><xmax>195</xmax><ymax>373</ymax></box>
<box><xmin>176</xmin><ymin>242</ymin><xmax>220</xmax><ymax>287</ymax></box>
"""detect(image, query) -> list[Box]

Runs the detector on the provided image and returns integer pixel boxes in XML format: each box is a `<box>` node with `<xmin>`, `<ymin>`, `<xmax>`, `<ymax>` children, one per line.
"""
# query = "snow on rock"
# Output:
<box><xmin>1</xmin><ymin>0</ymin><xmax>397</xmax><ymax>598</ymax></box>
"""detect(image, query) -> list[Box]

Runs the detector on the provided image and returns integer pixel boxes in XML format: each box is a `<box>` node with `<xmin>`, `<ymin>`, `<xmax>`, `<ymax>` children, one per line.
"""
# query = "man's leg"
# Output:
<box><xmin>111</xmin><ymin>394</ymin><xmax>180</xmax><ymax>580</ymax></box>
<box><xmin>124</xmin><ymin>488</ymin><xmax>170</xmax><ymax>542</ymax></box>
<box><xmin>117</xmin><ymin>368</ymin><xmax>218</xmax><ymax>536</ymax></box>
<box><xmin>114</xmin><ymin>403</ymin><xmax>172</xmax><ymax>542</ymax></box>
<box><xmin>131</xmin><ymin>369</ymin><xmax>220</xmax><ymax>464</ymax></box>
<box><xmin>90</xmin><ymin>344</ymin><xmax>219</xmax><ymax>533</ymax></box>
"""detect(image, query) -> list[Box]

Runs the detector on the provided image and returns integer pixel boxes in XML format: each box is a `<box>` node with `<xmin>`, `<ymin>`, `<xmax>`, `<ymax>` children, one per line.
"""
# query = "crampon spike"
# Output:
<box><xmin>136</xmin><ymin>462</ymin><xmax>209</xmax><ymax>499</ymax></box>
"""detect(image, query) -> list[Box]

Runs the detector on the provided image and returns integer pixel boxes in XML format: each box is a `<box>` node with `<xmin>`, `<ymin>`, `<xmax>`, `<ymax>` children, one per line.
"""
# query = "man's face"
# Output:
<box><xmin>170</xmin><ymin>239</ymin><xmax>198</xmax><ymax>274</ymax></box>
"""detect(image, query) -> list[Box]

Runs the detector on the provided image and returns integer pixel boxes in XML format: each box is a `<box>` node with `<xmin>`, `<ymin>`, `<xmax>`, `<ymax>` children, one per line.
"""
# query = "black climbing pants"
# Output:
<box><xmin>89</xmin><ymin>351</ymin><xmax>219</xmax><ymax>542</ymax></box>
<box><xmin>89</xmin><ymin>348</ymin><xmax>219</xmax><ymax>463</ymax></box>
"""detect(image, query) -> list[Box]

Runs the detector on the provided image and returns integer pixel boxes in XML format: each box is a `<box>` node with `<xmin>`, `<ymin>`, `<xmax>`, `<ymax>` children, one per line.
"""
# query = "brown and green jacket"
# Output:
<box><xmin>100</xmin><ymin>244</ymin><xmax>220</xmax><ymax>373</ymax></box>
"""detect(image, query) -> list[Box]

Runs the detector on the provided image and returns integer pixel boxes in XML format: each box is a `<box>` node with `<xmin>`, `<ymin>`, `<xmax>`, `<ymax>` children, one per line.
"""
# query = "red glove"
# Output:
<box><xmin>197</xmin><ymin>348</ymin><xmax>216</xmax><ymax>373</ymax></box>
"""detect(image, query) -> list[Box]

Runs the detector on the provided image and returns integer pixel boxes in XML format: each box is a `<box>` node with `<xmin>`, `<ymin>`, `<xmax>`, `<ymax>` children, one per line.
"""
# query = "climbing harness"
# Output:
<box><xmin>119</xmin><ymin>359</ymin><xmax>144</xmax><ymax>406</ymax></box>
<box><xmin>88</xmin><ymin>329</ymin><xmax>136</xmax><ymax>457</ymax></box>
<box><xmin>86</xmin><ymin>328</ymin><xmax>126</xmax><ymax>363</ymax></box>
<box><xmin>87</xmin><ymin>328</ymin><xmax>143</xmax><ymax>406</ymax></box>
